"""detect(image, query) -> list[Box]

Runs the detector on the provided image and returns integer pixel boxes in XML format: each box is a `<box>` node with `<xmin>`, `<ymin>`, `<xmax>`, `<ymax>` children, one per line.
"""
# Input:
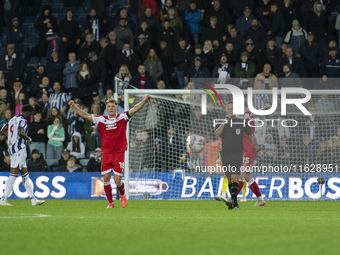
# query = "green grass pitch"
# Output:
<box><xmin>0</xmin><ymin>200</ymin><xmax>339</xmax><ymax>255</ymax></box>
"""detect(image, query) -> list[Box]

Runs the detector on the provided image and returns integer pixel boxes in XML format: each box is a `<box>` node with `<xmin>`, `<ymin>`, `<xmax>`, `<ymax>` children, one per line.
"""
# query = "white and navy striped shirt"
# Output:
<box><xmin>49</xmin><ymin>92</ymin><xmax>68</xmax><ymax>112</ymax></box>
<box><xmin>91</xmin><ymin>19</ymin><xmax>99</xmax><ymax>41</ymax></box>
<box><xmin>7</xmin><ymin>114</ymin><xmax>28</xmax><ymax>155</ymax></box>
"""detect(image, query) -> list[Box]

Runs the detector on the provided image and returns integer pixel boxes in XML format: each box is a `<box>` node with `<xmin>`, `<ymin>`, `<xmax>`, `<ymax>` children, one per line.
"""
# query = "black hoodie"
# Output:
<box><xmin>34</xmin><ymin>5</ymin><xmax>58</xmax><ymax>42</ymax></box>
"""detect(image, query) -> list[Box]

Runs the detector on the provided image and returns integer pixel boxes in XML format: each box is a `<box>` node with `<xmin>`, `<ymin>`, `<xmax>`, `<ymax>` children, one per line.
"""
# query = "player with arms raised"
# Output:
<box><xmin>69</xmin><ymin>95</ymin><xmax>151</xmax><ymax>208</ymax></box>
<box><xmin>0</xmin><ymin>105</ymin><xmax>45</xmax><ymax>206</ymax></box>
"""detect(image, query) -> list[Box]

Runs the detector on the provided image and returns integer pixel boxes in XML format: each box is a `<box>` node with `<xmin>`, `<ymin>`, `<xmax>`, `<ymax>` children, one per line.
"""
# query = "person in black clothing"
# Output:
<box><xmin>245</xmin><ymin>18</ymin><xmax>267</xmax><ymax>51</ymax></box>
<box><xmin>134</xmin><ymin>33</ymin><xmax>152</xmax><ymax>63</ymax></box>
<box><xmin>35</xmin><ymin>5</ymin><xmax>58</xmax><ymax>60</ymax></box>
<box><xmin>58</xmin><ymin>156</ymin><xmax>83</xmax><ymax>172</ymax></box>
<box><xmin>28</xmin><ymin>112</ymin><xmax>47</xmax><ymax>159</ymax></box>
<box><xmin>114</xmin><ymin>43</ymin><xmax>140</xmax><ymax>75</ymax></box>
<box><xmin>0</xmin><ymin>43</ymin><xmax>24</xmax><ymax>84</ymax></box>
<box><xmin>173</xmin><ymin>38</ymin><xmax>191</xmax><ymax>89</ymax></box>
<box><xmin>58</xmin><ymin>149</ymin><xmax>70</xmax><ymax>168</ymax></box>
<box><xmin>159</xmin><ymin>19</ymin><xmax>175</xmax><ymax>53</ymax></box>
<box><xmin>76</xmin><ymin>62</ymin><xmax>95</xmax><ymax>107</ymax></box>
<box><xmin>77</xmin><ymin>33</ymin><xmax>101</xmax><ymax>63</ymax></box>
<box><xmin>0</xmin><ymin>151</ymin><xmax>10</xmax><ymax>172</ymax></box>
<box><xmin>159</xmin><ymin>40</ymin><xmax>173</xmax><ymax>88</ymax></box>
<box><xmin>82</xmin><ymin>8</ymin><xmax>105</xmax><ymax>41</ymax></box>
<box><xmin>129</xmin><ymin>64</ymin><xmax>156</xmax><ymax>89</ymax></box>
<box><xmin>57</xmin><ymin>9</ymin><xmax>81</xmax><ymax>55</ymax></box>
<box><xmin>300</xmin><ymin>32</ymin><xmax>322</xmax><ymax>78</ymax></box>
<box><xmin>201</xmin><ymin>16</ymin><xmax>222</xmax><ymax>46</ymax></box>
<box><xmin>277</xmin><ymin>46</ymin><xmax>305</xmax><ymax>78</ymax></box>
<box><xmin>214</xmin><ymin>101</ymin><xmax>263</xmax><ymax>210</ymax></box>
<box><xmin>26</xmin><ymin>65</ymin><xmax>46</xmax><ymax>96</ymax></box>
<box><xmin>87</xmin><ymin>51</ymin><xmax>107</xmax><ymax>97</ymax></box>
<box><xmin>268</xmin><ymin>3</ymin><xmax>285</xmax><ymax>50</ymax></box>
<box><xmin>6</xmin><ymin>17</ymin><xmax>24</xmax><ymax>55</ymax></box>
<box><xmin>46</xmin><ymin>50</ymin><xmax>65</xmax><ymax>85</ymax></box>
<box><xmin>27</xmin><ymin>149</ymin><xmax>48</xmax><ymax>172</ymax></box>
<box><xmin>86</xmin><ymin>148</ymin><xmax>102</xmax><ymax>172</ymax></box>
<box><xmin>109</xmin><ymin>8</ymin><xmax>136</xmax><ymax>35</ymax></box>
<box><xmin>303</xmin><ymin>2</ymin><xmax>328</xmax><ymax>45</ymax></box>
<box><xmin>161</xmin><ymin>125</ymin><xmax>186</xmax><ymax>171</ymax></box>
<box><xmin>204</xmin><ymin>0</ymin><xmax>231</xmax><ymax>29</ymax></box>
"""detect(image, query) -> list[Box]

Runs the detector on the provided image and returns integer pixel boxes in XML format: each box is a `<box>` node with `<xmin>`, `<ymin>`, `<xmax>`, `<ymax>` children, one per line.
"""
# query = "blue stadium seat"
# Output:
<box><xmin>23</xmin><ymin>43</ymin><xmax>36</xmax><ymax>53</ymax></box>
<box><xmin>24</xmin><ymin>36</ymin><xmax>37</xmax><ymax>44</ymax></box>
<box><xmin>77</xmin><ymin>7</ymin><xmax>89</xmax><ymax>15</ymax></box>
<box><xmin>28</xmin><ymin>56</ymin><xmax>39</xmax><ymax>65</ymax></box>
<box><xmin>24</xmin><ymin>16</ymin><xmax>37</xmax><ymax>23</ymax></box>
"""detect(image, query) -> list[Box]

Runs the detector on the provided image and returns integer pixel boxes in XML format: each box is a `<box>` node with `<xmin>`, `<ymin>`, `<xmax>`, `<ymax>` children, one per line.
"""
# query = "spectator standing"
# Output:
<box><xmin>300</xmin><ymin>32</ymin><xmax>322</xmax><ymax>78</ymax></box>
<box><xmin>87</xmin><ymin>51</ymin><xmax>107</xmax><ymax>97</ymax></box>
<box><xmin>82</xmin><ymin>8</ymin><xmax>105</xmax><ymax>41</ymax></box>
<box><xmin>256</xmin><ymin>0</ymin><xmax>272</xmax><ymax>32</ymax></box>
<box><xmin>49</xmin><ymin>82</ymin><xmax>68</xmax><ymax>115</ymax></box>
<box><xmin>284</xmin><ymin>20</ymin><xmax>307</xmax><ymax>53</ymax></box>
<box><xmin>77</xmin><ymin>33</ymin><xmax>101</xmax><ymax>62</ymax></box>
<box><xmin>28</xmin><ymin>111</ymin><xmax>47</xmax><ymax>159</ymax></box>
<box><xmin>236</xmin><ymin>6</ymin><xmax>254</xmax><ymax>37</ymax></box>
<box><xmin>184</xmin><ymin>1</ymin><xmax>202</xmax><ymax>45</ymax></box>
<box><xmin>144</xmin><ymin>49</ymin><xmax>163</xmax><ymax>83</ymax></box>
<box><xmin>35</xmin><ymin>5</ymin><xmax>58</xmax><ymax>60</ymax></box>
<box><xmin>245</xmin><ymin>18</ymin><xmax>267</xmax><ymax>51</ymax></box>
<box><xmin>57</xmin><ymin>9</ymin><xmax>81</xmax><ymax>55</ymax></box>
<box><xmin>46</xmin><ymin>50</ymin><xmax>65</xmax><ymax>85</ymax></box>
<box><xmin>268</xmin><ymin>3</ymin><xmax>285</xmax><ymax>49</ymax></box>
<box><xmin>76</xmin><ymin>62</ymin><xmax>95</xmax><ymax>107</ymax></box>
<box><xmin>63</xmin><ymin>52</ymin><xmax>80</xmax><ymax>97</ymax></box>
<box><xmin>0</xmin><ymin>43</ymin><xmax>24</xmax><ymax>84</ymax></box>
<box><xmin>303</xmin><ymin>2</ymin><xmax>328</xmax><ymax>47</ymax></box>
<box><xmin>6</xmin><ymin>17</ymin><xmax>24</xmax><ymax>55</ymax></box>
<box><xmin>130</xmin><ymin>64</ymin><xmax>156</xmax><ymax>89</ymax></box>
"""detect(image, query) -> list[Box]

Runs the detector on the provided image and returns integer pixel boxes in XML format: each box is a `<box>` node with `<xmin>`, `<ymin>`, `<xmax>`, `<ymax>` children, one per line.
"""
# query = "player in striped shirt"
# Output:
<box><xmin>0</xmin><ymin>105</ymin><xmax>45</xmax><ymax>206</ymax></box>
<box><xmin>69</xmin><ymin>95</ymin><xmax>151</xmax><ymax>208</ymax></box>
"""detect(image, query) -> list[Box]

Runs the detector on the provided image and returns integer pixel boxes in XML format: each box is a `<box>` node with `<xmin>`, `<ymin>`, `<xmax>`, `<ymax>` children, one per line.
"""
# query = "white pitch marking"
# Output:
<box><xmin>0</xmin><ymin>214</ymin><xmax>51</xmax><ymax>219</ymax></box>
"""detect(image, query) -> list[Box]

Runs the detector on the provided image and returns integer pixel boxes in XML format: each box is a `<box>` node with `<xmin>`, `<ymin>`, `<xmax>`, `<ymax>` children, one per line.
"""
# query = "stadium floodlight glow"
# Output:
<box><xmin>201</xmin><ymin>84</ymin><xmax>312</xmax><ymax>116</ymax></box>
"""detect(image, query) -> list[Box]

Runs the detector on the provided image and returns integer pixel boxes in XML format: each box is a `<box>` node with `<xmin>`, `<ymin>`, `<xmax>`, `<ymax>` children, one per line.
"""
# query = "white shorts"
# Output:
<box><xmin>10</xmin><ymin>149</ymin><xmax>27</xmax><ymax>169</ymax></box>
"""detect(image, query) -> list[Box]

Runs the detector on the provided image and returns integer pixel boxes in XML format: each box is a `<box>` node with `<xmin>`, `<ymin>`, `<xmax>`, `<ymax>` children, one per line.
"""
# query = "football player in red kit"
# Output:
<box><xmin>69</xmin><ymin>95</ymin><xmax>151</xmax><ymax>208</ymax></box>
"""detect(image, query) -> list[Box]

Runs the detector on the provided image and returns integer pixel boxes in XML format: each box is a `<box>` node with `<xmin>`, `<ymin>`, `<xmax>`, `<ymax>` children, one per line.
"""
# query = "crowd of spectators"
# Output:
<box><xmin>0</xmin><ymin>0</ymin><xmax>340</xmax><ymax>172</ymax></box>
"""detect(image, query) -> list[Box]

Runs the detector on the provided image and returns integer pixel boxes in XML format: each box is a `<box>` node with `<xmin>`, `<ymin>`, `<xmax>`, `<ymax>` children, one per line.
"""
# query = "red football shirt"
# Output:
<box><xmin>92</xmin><ymin>112</ymin><xmax>131</xmax><ymax>154</ymax></box>
<box><xmin>242</xmin><ymin>111</ymin><xmax>257</xmax><ymax>154</ymax></box>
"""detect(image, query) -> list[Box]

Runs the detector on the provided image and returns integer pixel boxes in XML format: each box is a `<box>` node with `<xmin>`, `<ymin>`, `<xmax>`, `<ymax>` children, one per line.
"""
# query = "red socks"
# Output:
<box><xmin>117</xmin><ymin>182</ymin><xmax>125</xmax><ymax>196</ymax></box>
<box><xmin>104</xmin><ymin>183</ymin><xmax>113</xmax><ymax>203</ymax></box>
<box><xmin>237</xmin><ymin>181</ymin><xmax>244</xmax><ymax>195</ymax></box>
<box><xmin>249</xmin><ymin>181</ymin><xmax>262</xmax><ymax>197</ymax></box>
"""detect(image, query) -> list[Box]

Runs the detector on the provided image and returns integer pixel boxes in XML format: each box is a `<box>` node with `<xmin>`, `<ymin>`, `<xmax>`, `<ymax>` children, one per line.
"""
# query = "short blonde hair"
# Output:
<box><xmin>105</xmin><ymin>98</ymin><xmax>118</xmax><ymax>105</ymax></box>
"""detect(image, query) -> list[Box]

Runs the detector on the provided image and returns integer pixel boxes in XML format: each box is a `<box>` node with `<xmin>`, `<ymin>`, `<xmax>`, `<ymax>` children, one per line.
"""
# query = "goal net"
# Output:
<box><xmin>124</xmin><ymin>78</ymin><xmax>340</xmax><ymax>201</ymax></box>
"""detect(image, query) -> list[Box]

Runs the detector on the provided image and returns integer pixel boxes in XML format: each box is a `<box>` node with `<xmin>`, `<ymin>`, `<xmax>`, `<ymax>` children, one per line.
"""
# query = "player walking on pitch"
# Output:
<box><xmin>0</xmin><ymin>105</ymin><xmax>45</xmax><ymax>206</ymax></box>
<box><xmin>69</xmin><ymin>95</ymin><xmax>151</xmax><ymax>208</ymax></box>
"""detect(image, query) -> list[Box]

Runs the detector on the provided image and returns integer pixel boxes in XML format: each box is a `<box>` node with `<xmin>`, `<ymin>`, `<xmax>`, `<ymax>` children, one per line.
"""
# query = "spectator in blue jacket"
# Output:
<box><xmin>236</xmin><ymin>6</ymin><xmax>254</xmax><ymax>36</ymax></box>
<box><xmin>184</xmin><ymin>0</ymin><xmax>202</xmax><ymax>45</ymax></box>
<box><xmin>63</xmin><ymin>52</ymin><xmax>80</xmax><ymax>97</ymax></box>
<box><xmin>6</xmin><ymin>17</ymin><xmax>25</xmax><ymax>55</ymax></box>
<box><xmin>46</xmin><ymin>29</ymin><xmax>65</xmax><ymax>61</ymax></box>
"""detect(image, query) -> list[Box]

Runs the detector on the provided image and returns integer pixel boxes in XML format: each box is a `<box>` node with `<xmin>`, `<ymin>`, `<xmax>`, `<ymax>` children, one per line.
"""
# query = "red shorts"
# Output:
<box><xmin>101</xmin><ymin>152</ymin><xmax>125</xmax><ymax>176</ymax></box>
<box><xmin>241</xmin><ymin>150</ymin><xmax>257</xmax><ymax>171</ymax></box>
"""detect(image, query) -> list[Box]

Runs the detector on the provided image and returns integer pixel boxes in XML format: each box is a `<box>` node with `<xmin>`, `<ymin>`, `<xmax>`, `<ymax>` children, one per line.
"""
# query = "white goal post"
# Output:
<box><xmin>124</xmin><ymin>87</ymin><xmax>340</xmax><ymax>200</ymax></box>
